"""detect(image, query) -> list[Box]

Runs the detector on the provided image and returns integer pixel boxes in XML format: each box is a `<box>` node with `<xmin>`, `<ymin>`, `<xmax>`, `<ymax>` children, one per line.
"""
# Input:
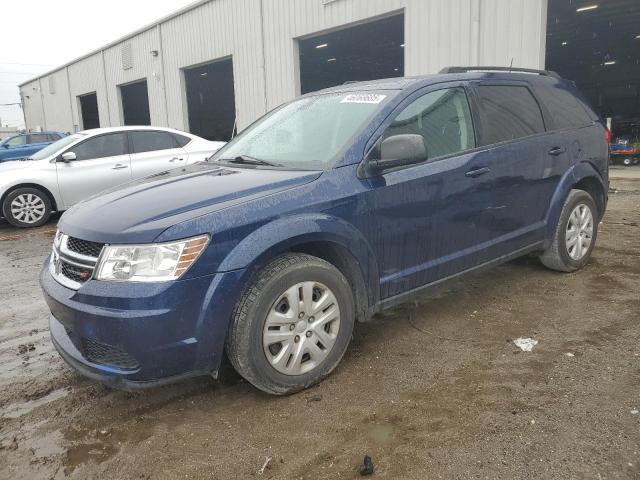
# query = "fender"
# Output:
<box><xmin>544</xmin><ymin>161</ymin><xmax>605</xmax><ymax>247</ymax></box>
<box><xmin>217</xmin><ymin>213</ymin><xmax>380</xmax><ymax>307</ymax></box>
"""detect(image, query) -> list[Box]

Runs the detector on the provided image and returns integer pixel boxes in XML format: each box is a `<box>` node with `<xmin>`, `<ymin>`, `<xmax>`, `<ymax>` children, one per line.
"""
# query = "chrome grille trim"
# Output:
<box><xmin>50</xmin><ymin>233</ymin><xmax>102</xmax><ymax>290</ymax></box>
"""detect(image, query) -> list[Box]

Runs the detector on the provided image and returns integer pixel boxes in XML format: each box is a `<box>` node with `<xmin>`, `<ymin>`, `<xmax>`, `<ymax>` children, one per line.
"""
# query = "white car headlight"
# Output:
<box><xmin>95</xmin><ymin>235</ymin><xmax>209</xmax><ymax>282</ymax></box>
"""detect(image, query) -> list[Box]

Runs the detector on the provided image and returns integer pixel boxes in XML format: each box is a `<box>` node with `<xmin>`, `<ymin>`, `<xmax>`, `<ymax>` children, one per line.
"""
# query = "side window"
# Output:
<box><xmin>27</xmin><ymin>134</ymin><xmax>45</xmax><ymax>143</ymax></box>
<box><xmin>172</xmin><ymin>133</ymin><xmax>192</xmax><ymax>148</ymax></box>
<box><xmin>380</xmin><ymin>87</ymin><xmax>475</xmax><ymax>160</ymax></box>
<box><xmin>535</xmin><ymin>86</ymin><xmax>593</xmax><ymax>130</ymax></box>
<box><xmin>70</xmin><ymin>133</ymin><xmax>128</xmax><ymax>161</ymax></box>
<box><xmin>130</xmin><ymin>131</ymin><xmax>178</xmax><ymax>153</ymax></box>
<box><xmin>476</xmin><ymin>85</ymin><xmax>545</xmax><ymax>145</ymax></box>
<box><xmin>6</xmin><ymin>135</ymin><xmax>27</xmax><ymax>147</ymax></box>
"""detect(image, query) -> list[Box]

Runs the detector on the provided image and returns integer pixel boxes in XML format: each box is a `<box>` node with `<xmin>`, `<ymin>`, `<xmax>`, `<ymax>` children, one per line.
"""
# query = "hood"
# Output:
<box><xmin>58</xmin><ymin>162</ymin><xmax>322</xmax><ymax>244</ymax></box>
<box><xmin>0</xmin><ymin>158</ymin><xmax>39</xmax><ymax>173</ymax></box>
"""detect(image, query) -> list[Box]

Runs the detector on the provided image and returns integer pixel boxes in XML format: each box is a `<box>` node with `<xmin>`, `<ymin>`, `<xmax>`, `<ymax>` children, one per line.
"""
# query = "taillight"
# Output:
<box><xmin>604</xmin><ymin>128</ymin><xmax>612</xmax><ymax>144</ymax></box>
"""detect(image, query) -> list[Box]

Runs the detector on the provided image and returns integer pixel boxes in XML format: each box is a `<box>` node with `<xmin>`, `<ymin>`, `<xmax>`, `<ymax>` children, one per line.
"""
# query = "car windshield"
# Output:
<box><xmin>30</xmin><ymin>133</ymin><xmax>85</xmax><ymax>160</ymax></box>
<box><xmin>211</xmin><ymin>91</ymin><xmax>393</xmax><ymax>170</ymax></box>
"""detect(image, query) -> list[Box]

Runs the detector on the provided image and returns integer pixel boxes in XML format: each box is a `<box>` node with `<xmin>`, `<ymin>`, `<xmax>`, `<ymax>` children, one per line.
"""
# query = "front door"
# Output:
<box><xmin>360</xmin><ymin>85</ymin><xmax>497</xmax><ymax>298</ymax></box>
<box><xmin>56</xmin><ymin>132</ymin><xmax>131</xmax><ymax>207</ymax></box>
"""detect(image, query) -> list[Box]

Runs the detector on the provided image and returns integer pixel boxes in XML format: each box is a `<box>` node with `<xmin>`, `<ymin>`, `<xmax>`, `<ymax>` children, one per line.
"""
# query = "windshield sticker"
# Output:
<box><xmin>340</xmin><ymin>94</ymin><xmax>387</xmax><ymax>104</ymax></box>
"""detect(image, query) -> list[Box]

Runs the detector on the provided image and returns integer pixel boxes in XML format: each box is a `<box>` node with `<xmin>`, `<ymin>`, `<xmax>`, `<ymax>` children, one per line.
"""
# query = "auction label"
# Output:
<box><xmin>340</xmin><ymin>94</ymin><xmax>387</xmax><ymax>104</ymax></box>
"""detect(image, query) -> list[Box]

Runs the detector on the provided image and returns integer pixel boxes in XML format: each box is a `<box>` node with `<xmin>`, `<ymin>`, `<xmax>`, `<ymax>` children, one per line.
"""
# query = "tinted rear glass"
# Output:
<box><xmin>172</xmin><ymin>133</ymin><xmax>191</xmax><ymax>148</ymax></box>
<box><xmin>476</xmin><ymin>85</ymin><xmax>545</xmax><ymax>145</ymax></box>
<box><xmin>131</xmin><ymin>131</ymin><xmax>178</xmax><ymax>153</ymax></box>
<box><xmin>535</xmin><ymin>86</ymin><xmax>593</xmax><ymax>130</ymax></box>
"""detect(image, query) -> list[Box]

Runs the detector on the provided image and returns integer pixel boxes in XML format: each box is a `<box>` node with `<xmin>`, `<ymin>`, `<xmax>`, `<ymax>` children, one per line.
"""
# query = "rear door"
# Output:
<box><xmin>56</xmin><ymin>132</ymin><xmax>131</xmax><ymax>207</ymax></box>
<box><xmin>128</xmin><ymin>130</ymin><xmax>188</xmax><ymax>179</ymax></box>
<box><xmin>26</xmin><ymin>133</ymin><xmax>53</xmax><ymax>156</ymax></box>
<box><xmin>467</xmin><ymin>81</ymin><xmax>557</xmax><ymax>252</ymax></box>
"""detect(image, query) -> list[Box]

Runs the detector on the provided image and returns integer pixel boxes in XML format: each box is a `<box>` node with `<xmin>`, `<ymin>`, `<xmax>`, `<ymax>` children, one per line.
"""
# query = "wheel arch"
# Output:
<box><xmin>217</xmin><ymin>214</ymin><xmax>380</xmax><ymax>320</ymax></box>
<box><xmin>544</xmin><ymin>161</ymin><xmax>606</xmax><ymax>246</ymax></box>
<box><xmin>1</xmin><ymin>183</ymin><xmax>59</xmax><ymax>214</ymax></box>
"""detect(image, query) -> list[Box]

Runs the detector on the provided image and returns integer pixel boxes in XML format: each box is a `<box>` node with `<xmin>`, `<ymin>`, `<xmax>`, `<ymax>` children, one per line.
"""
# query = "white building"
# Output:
<box><xmin>19</xmin><ymin>0</ymin><xmax>548</xmax><ymax>141</ymax></box>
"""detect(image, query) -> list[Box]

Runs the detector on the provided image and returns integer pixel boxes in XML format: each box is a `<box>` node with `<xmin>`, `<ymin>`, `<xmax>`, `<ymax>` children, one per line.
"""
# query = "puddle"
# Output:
<box><xmin>2</xmin><ymin>388</ymin><xmax>69</xmax><ymax>419</ymax></box>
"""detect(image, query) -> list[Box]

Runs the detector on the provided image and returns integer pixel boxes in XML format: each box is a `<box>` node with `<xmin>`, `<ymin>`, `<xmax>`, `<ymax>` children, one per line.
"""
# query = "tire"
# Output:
<box><xmin>226</xmin><ymin>253</ymin><xmax>355</xmax><ymax>395</ymax></box>
<box><xmin>622</xmin><ymin>157</ymin><xmax>632</xmax><ymax>166</ymax></box>
<box><xmin>540</xmin><ymin>189</ymin><xmax>598</xmax><ymax>272</ymax></box>
<box><xmin>2</xmin><ymin>187</ymin><xmax>52</xmax><ymax>228</ymax></box>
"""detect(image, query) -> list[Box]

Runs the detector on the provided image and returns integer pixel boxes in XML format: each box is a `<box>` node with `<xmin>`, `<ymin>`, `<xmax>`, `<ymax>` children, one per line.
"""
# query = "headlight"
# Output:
<box><xmin>95</xmin><ymin>235</ymin><xmax>209</xmax><ymax>282</ymax></box>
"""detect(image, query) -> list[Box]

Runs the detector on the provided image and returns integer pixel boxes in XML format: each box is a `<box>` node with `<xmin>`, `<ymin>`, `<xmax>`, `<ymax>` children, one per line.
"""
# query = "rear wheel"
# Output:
<box><xmin>226</xmin><ymin>253</ymin><xmax>355</xmax><ymax>395</ymax></box>
<box><xmin>2</xmin><ymin>187</ymin><xmax>52</xmax><ymax>228</ymax></box>
<box><xmin>540</xmin><ymin>189</ymin><xmax>598</xmax><ymax>272</ymax></box>
<box><xmin>622</xmin><ymin>157</ymin><xmax>632</xmax><ymax>166</ymax></box>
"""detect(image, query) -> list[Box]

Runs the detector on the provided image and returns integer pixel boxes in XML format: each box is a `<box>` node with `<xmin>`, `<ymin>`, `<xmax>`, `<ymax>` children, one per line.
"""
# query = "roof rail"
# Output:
<box><xmin>440</xmin><ymin>66</ymin><xmax>561</xmax><ymax>79</ymax></box>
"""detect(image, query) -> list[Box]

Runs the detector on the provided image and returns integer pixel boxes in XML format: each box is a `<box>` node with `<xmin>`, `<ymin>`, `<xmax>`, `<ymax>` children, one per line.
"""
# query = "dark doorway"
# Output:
<box><xmin>299</xmin><ymin>14</ymin><xmax>404</xmax><ymax>94</ymax></box>
<box><xmin>184</xmin><ymin>58</ymin><xmax>236</xmax><ymax>141</ymax></box>
<box><xmin>78</xmin><ymin>92</ymin><xmax>99</xmax><ymax>130</ymax></box>
<box><xmin>120</xmin><ymin>80</ymin><xmax>151</xmax><ymax>125</ymax></box>
<box><xmin>546</xmin><ymin>0</ymin><xmax>640</xmax><ymax>139</ymax></box>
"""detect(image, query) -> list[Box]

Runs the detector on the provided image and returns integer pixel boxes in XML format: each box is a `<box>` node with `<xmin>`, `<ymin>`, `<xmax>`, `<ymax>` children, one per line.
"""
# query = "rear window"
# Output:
<box><xmin>535</xmin><ymin>86</ymin><xmax>593</xmax><ymax>130</ymax></box>
<box><xmin>130</xmin><ymin>131</ymin><xmax>178</xmax><ymax>153</ymax></box>
<box><xmin>476</xmin><ymin>85</ymin><xmax>545</xmax><ymax>145</ymax></box>
<box><xmin>172</xmin><ymin>133</ymin><xmax>191</xmax><ymax>148</ymax></box>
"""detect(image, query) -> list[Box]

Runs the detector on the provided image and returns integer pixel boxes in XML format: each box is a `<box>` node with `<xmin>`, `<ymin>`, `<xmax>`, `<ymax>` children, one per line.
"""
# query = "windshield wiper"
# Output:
<box><xmin>220</xmin><ymin>155</ymin><xmax>282</xmax><ymax>167</ymax></box>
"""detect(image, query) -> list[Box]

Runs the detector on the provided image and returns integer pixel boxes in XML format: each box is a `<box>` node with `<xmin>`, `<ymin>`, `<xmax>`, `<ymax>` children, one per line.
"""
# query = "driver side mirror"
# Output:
<box><xmin>2</xmin><ymin>143</ymin><xmax>9</xmax><ymax>149</ymax></box>
<box><xmin>365</xmin><ymin>134</ymin><xmax>427</xmax><ymax>175</ymax></box>
<box><xmin>59</xmin><ymin>152</ymin><xmax>76</xmax><ymax>163</ymax></box>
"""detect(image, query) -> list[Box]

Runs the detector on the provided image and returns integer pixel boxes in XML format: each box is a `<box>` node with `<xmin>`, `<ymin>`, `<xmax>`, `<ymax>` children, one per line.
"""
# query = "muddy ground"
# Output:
<box><xmin>1</xmin><ymin>169</ymin><xmax>639</xmax><ymax>479</ymax></box>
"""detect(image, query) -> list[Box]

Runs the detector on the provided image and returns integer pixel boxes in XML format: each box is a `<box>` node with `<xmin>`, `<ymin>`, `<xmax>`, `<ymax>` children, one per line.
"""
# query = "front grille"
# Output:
<box><xmin>60</xmin><ymin>261</ymin><xmax>92</xmax><ymax>283</ymax></box>
<box><xmin>50</xmin><ymin>233</ymin><xmax>101</xmax><ymax>289</ymax></box>
<box><xmin>66</xmin><ymin>237</ymin><xmax>104</xmax><ymax>258</ymax></box>
<box><xmin>82</xmin><ymin>338</ymin><xmax>140</xmax><ymax>370</ymax></box>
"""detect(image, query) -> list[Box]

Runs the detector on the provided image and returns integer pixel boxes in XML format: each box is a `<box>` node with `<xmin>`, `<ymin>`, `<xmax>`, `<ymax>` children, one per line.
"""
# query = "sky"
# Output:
<box><xmin>0</xmin><ymin>0</ymin><xmax>197</xmax><ymax>129</ymax></box>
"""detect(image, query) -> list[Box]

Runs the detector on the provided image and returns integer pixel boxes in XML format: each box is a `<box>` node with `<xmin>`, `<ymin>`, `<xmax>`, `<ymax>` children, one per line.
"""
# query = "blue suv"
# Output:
<box><xmin>0</xmin><ymin>131</ymin><xmax>66</xmax><ymax>162</ymax></box>
<box><xmin>40</xmin><ymin>67</ymin><xmax>608</xmax><ymax>394</ymax></box>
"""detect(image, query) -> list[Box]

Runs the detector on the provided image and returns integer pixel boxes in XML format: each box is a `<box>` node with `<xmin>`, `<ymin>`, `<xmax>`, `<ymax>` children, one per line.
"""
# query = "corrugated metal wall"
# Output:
<box><xmin>20</xmin><ymin>0</ymin><xmax>547</xmax><ymax>133</ymax></box>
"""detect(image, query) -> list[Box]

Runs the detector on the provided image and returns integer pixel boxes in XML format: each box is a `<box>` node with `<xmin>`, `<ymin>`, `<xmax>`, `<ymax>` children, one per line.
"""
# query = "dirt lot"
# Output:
<box><xmin>1</xmin><ymin>169</ymin><xmax>639</xmax><ymax>480</ymax></box>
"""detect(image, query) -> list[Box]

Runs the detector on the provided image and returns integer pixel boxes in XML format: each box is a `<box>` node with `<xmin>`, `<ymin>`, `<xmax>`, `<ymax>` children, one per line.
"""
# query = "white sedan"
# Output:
<box><xmin>0</xmin><ymin>126</ymin><xmax>225</xmax><ymax>227</ymax></box>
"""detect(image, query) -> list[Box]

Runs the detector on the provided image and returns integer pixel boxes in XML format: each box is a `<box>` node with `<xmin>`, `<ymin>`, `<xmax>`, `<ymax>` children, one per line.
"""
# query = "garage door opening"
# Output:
<box><xmin>184</xmin><ymin>58</ymin><xmax>236</xmax><ymax>141</ymax></box>
<box><xmin>299</xmin><ymin>14</ymin><xmax>404</xmax><ymax>94</ymax></box>
<box><xmin>78</xmin><ymin>92</ymin><xmax>100</xmax><ymax>130</ymax></box>
<box><xmin>119</xmin><ymin>79</ymin><xmax>151</xmax><ymax>126</ymax></box>
<box><xmin>546</xmin><ymin>0</ymin><xmax>640</xmax><ymax>144</ymax></box>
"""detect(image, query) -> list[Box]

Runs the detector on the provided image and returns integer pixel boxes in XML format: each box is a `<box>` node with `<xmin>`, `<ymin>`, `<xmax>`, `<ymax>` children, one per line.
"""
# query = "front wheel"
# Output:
<box><xmin>2</xmin><ymin>187</ymin><xmax>52</xmax><ymax>228</ymax></box>
<box><xmin>226</xmin><ymin>253</ymin><xmax>355</xmax><ymax>395</ymax></box>
<box><xmin>540</xmin><ymin>189</ymin><xmax>598</xmax><ymax>272</ymax></box>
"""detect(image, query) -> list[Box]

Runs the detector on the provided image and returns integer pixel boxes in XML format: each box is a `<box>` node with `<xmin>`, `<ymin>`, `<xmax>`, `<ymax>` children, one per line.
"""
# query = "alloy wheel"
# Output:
<box><xmin>566</xmin><ymin>203</ymin><xmax>593</xmax><ymax>260</ymax></box>
<box><xmin>10</xmin><ymin>193</ymin><xmax>46</xmax><ymax>224</ymax></box>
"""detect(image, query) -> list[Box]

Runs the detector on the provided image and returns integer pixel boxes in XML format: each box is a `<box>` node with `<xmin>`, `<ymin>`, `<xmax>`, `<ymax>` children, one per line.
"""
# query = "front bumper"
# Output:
<box><xmin>40</xmin><ymin>260</ymin><xmax>246</xmax><ymax>388</ymax></box>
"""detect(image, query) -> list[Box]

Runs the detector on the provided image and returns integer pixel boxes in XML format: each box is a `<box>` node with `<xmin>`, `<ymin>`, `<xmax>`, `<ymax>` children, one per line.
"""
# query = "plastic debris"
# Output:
<box><xmin>258</xmin><ymin>456</ymin><xmax>272</xmax><ymax>475</ymax></box>
<box><xmin>513</xmin><ymin>338</ymin><xmax>538</xmax><ymax>352</ymax></box>
<box><xmin>359</xmin><ymin>455</ymin><xmax>374</xmax><ymax>476</ymax></box>
<box><xmin>564</xmin><ymin>352</ymin><xmax>575</xmax><ymax>357</ymax></box>
<box><xmin>631</xmin><ymin>409</ymin><xmax>639</xmax><ymax>415</ymax></box>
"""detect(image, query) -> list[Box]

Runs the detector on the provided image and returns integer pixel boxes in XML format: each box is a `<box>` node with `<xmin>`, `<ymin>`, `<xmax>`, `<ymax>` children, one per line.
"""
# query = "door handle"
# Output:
<box><xmin>112</xmin><ymin>163</ymin><xmax>128</xmax><ymax>170</ymax></box>
<box><xmin>465</xmin><ymin>166</ymin><xmax>491</xmax><ymax>178</ymax></box>
<box><xmin>169</xmin><ymin>157</ymin><xmax>184</xmax><ymax>162</ymax></box>
<box><xmin>548</xmin><ymin>146</ymin><xmax>567</xmax><ymax>156</ymax></box>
